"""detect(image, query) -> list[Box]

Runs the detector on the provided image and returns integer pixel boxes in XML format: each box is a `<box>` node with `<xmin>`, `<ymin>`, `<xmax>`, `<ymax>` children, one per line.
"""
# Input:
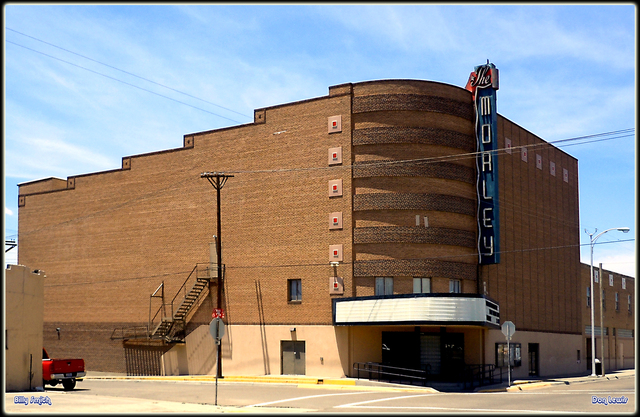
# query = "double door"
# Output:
<box><xmin>281</xmin><ymin>341</ymin><xmax>305</xmax><ymax>375</ymax></box>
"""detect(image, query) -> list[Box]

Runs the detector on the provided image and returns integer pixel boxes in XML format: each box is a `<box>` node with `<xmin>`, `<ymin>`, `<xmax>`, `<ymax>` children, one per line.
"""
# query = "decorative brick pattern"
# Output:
<box><xmin>353</xmin><ymin>94</ymin><xmax>474</xmax><ymax>121</ymax></box>
<box><xmin>353</xmin><ymin>193</ymin><xmax>475</xmax><ymax>216</ymax></box>
<box><xmin>354</xmin><ymin>226</ymin><xmax>476</xmax><ymax>247</ymax></box>
<box><xmin>353</xmin><ymin>127</ymin><xmax>475</xmax><ymax>152</ymax></box>
<box><xmin>353</xmin><ymin>259</ymin><xmax>476</xmax><ymax>280</ymax></box>
<box><xmin>353</xmin><ymin>160</ymin><xmax>474</xmax><ymax>183</ymax></box>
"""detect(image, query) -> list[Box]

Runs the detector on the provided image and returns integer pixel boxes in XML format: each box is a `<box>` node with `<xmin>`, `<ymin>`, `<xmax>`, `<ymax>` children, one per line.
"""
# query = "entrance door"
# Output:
<box><xmin>281</xmin><ymin>341</ymin><xmax>305</xmax><ymax>375</ymax></box>
<box><xmin>528</xmin><ymin>343</ymin><xmax>539</xmax><ymax>376</ymax></box>
<box><xmin>441</xmin><ymin>333</ymin><xmax>464</xmax><ymax>380</ymax></box>
<box><xmin>420</xmin><ymin>334</ymin><xmax>441</xmax><ymax>376</ymax></box>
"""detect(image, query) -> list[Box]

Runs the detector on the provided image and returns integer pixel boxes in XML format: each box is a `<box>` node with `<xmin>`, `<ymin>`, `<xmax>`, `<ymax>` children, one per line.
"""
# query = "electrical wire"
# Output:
<box><xmin>40</xmin><ymin>238</ymin><xmax>634</xmax><ymax>288</ymax></box>
<box><xmin>6</xmin><ymin>28</ymin><xmax>252</xmax><ymax>120</ymax></box>
<box><xmin>6</xmin><ymin>39</ymin><xmax>246</xmax><ymax>125</ymax></box>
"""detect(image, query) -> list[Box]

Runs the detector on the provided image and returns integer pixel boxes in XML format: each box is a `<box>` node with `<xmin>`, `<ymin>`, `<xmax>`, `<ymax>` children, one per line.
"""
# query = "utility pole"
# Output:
<box><xmin>599</xmin><ymin>263</ymin><xmax>605</xmax><ymax>377</ymax></box>
<box><xmin>201</xmin><ymin>172</ymin><xmax>233</xmax><ymax>379</ymax></box>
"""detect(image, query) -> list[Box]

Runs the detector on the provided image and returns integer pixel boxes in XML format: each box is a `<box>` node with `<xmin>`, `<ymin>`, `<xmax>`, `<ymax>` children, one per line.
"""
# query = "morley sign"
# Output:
<box><xmin>466</xmin><ymin>61</ymin><xmax>501</xmax><ymax>265</ymax></box>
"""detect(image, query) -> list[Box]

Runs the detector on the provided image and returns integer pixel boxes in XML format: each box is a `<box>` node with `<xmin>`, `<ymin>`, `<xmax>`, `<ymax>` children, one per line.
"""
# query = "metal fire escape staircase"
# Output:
<box><xmin>111</xmin><ymin>263</ymin><xmax>222</xmax><ymax>343</ymax></box>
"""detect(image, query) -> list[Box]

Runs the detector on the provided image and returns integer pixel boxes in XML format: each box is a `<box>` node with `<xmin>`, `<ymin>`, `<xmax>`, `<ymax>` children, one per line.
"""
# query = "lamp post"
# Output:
<box><xmin>587</xmin><ymin>227</ymin><xmax>629</xmax><ymax>377</ymax></box>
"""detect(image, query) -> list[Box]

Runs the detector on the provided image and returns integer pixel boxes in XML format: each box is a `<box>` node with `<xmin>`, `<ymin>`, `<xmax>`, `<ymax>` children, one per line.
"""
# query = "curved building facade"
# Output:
<box><xmin>350</xmin><ymin>80</ymin><xmax>478</xmax><ymax>295</ymax></box>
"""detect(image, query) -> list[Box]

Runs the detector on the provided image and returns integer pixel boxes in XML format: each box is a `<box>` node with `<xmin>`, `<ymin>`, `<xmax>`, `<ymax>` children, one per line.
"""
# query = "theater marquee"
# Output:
<box><xmin>466</xmin><ymin>61</ymin><xmax>500</xmax><ymax>264</ymax></box>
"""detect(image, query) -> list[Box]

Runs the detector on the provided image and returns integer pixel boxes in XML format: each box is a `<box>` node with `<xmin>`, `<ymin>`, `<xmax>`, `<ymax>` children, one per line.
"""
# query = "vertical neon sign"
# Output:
<box><xmin>466</xmin><ymin>61</ymin><xmax>500</xmax><ymax>264</ymax></box>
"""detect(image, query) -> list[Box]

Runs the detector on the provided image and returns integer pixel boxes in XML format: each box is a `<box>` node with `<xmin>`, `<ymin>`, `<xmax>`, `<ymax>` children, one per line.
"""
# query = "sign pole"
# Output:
<box><xmin>214</xmin><ymin>338</ymin><xmax>219</xmax><ymax>406</ymax></box>
<box><xmin>507</xmin><ymin>335</ymin><xmax>511</xmax><ymax>387</ymax></box>
<box><xmin>501</xmin><ymin>321</ymin><xmax>515</xmax><ymax>388</ymax></box>
<box><xmin>209</xmin><ymin>318</ymin><xmax>225</xmax><ymax>407</ymax></box>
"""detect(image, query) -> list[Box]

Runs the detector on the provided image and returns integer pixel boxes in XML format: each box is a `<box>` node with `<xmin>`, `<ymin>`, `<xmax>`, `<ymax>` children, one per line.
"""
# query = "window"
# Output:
<box><xmin>615</xmin><ymin>292</ymin><xmax>619</xmax><ymax>311</ymax></box>
<box><xmin>587</xmin><ymin>286</ymin><xmax>591</xmax><ymax>307</ymax></box>
<box><xmin>375</xmin><ymin>277</ymin><xmax>393</xmax><ymax>296</ymax></box>
<box><xmin>495</xmin><ymin>343</ymin><xmax>521</xmax><ymax>367</ymax></box>
<box><xmin>449</xmin><ymin>279</ymin><xmax>461</xmax><ymax>293</ymax></box>
<box><xmin>622</xmin><ymin>277</ymin><xmax>626</xmax><ymax>290</ymax></box>
<box><xmin>628</xmin><ymin>295</ymin><xmax>632</xmax><ymax>313</ymax></box>
<box><xmin>602</xmin><ymin>289</ymin><xmax>606</xmax><ymax>310</ymax></box>
<box><xmin>288</xmin><ymin>279</ymin><xmax>301</xmax><ymax>302</ymax></box>
<box><xmin>413</xmin><ymin>278</ymin><xmax>431</xmax><ymax>294</ymax></box>
<box><xmin>609</xmin><ymin>274</ymin><xmax>614</xmax><ymax>287</ymax></box>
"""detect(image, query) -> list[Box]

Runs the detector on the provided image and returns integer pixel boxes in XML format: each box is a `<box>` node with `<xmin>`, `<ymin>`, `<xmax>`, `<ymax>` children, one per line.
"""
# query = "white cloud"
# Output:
<box><xmin>6</xmin><ymin>207</ymin><xmax>14</xmax><ymax>216</ymax></box>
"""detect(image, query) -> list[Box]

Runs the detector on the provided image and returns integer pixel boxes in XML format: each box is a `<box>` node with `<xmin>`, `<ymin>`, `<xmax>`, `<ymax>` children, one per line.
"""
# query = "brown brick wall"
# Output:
<box><xmin>480</xmin><ymin>117</ymin><xmax>581</xmax><ymax>334</ymax></box>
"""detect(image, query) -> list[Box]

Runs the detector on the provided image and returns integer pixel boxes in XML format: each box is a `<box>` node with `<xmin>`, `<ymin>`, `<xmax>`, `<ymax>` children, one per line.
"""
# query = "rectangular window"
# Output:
<box><xmin>594</xmin><ymin>270</ymin><xmax>599</xmax><ymax>283</ymax></box>
<box><xmin>622</xmin><ymin>277</ymin><xmax>626</xmax><ymax>289</ymax></box>
<box><xmin>495</xmin><ymin>343</ymin><xmax>521</xmax><ymax>367</ymax></box>
<box><xmin>449</xmin><ymin>279</ymin><xmax>461</xmax><ymax>293</ymax></box>
<box><xmin>629</xmin><ymin>295</ymin><xmax>632</xmax><ymax>312</ymax></box>
<box><xmin>288</xmin><ymin>279</ymin><xmax>301</xmax><ymax>302</ymax></box>
<box><xmin>602</xmin><ymin>289</ymin><xmax>606</xmax><ymax>310</ymax></box>
<box><xmin>609</xmin><ymin>273</ymin><xmax>614</xmax><ymax>287</ymax></box>
<box><xmin>615</xmin><ymin>292</ymin><xmax>619</xmax><ymax>311</ymax></box>
<box><xmin>413</xmin><ymin>278</ymin><xmax>431</xmax><ymax>294</ymax></box>
<box><xmin>375</xmin><ymin>277</ymin><xmax>393</xmax><ymax>296</ymax></box>
<box><xmin>587</xmin><ymin>286</ymin><xmax>591</xmax><ymax>307</ymax></box>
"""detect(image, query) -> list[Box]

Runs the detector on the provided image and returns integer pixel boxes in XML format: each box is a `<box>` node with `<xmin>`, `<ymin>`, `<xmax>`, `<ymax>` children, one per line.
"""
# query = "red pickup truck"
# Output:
<box><xmin>42</xmin><ymin>348</ymin><xmax>85</xmax><ymax>390</ymax></box>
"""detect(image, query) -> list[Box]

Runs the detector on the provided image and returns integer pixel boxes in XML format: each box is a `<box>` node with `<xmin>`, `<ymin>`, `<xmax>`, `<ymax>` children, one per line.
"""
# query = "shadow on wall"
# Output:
<box><xmin>185</xmin><ymin>325</ymin><xmax>218</xmax><ymax>375</ymax></box>
<box><xmin>255</xmin><ymin>280</ymin><xmax>270</xmax><ymax>374</ymax></box>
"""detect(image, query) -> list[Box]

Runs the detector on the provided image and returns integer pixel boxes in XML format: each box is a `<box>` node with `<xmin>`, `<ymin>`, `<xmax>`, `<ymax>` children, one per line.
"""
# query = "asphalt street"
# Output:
<box><xmin>4</xmin><ymin>369</ymin><xmax>635</xmax><ymax>414</ymax></box>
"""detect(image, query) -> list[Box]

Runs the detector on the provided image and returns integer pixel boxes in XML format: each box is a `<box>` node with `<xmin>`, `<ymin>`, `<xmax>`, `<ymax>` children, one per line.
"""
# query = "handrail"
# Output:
<box><xmin>353</xmin><ymin>362</ymin><xmax>429</xmax><ymax>385</ymax></box>
<box><xmin>169</xmin><ymin>264</ymin><xmax>201</xmax><ymax>319</ymax></box>
<box><xmin>147</xmin><ymin>263</ymin><xmax>214</xmax><ymax>339</ymax></box>
<box><xmin>110</xmin><ymin>326</ymin><xmax>150</xmax><ymax>340</ymax></box>
<box><xmin>463</xmin><ymin>364</ymin><xmax>501</xmax><ymax>389</ymax></box>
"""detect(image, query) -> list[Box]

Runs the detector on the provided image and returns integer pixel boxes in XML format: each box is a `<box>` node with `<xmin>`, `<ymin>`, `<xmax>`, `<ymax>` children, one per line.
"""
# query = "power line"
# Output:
<box><xmin>40</xmin><ymin>238</ymin><xmax>634</xmax><ymax>287</ymax></box>
<box><xmin>13</xmin><ymin>128</ymin><xmax>632</xmax><ymax>240</ymax></box>
<box><xmin>6</xmin><ymin>39</ymin><xmax>245</xmax><ymax>125</ymax></box>
<box><xmin>6</xmin><ymin>28</ymin><xmax>252</xmax><ymax>120</ymax></box>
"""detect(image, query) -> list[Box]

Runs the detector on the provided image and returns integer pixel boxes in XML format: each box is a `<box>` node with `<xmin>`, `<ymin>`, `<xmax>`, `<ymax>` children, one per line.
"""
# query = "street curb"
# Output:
<box><xmin>83</xmin><ymin>374</ymin><xmax>440</xmax><ymax>392</ymax></box>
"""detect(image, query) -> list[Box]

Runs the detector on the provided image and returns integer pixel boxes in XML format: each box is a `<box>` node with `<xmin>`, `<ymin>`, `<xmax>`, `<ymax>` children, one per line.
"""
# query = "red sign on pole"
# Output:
<box><xmin>212</xmin><ymin>308</ymin><xmax>225</xmax><ymax>319</ymax></box>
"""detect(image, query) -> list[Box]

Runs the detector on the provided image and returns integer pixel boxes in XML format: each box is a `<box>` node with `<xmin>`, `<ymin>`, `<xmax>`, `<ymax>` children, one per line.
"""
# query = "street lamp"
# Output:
<box><xmin>587</xmin><ymin>227</ymin><xmax>629</xmax><ymax>377</ymax></box>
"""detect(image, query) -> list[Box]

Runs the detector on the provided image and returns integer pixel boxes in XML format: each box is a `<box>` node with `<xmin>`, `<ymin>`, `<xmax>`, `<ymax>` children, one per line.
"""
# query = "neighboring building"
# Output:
<box><xmin>5</xmin><ymin>264</ymin><xmax>44</xmax><ymax>392</ymax></box>
<box><xmin>581</xmin><ymin>263</ymin><xmax>635</xmax><ymax>372</ymax></box>
<box><xmin>18</xmin><ymin>63</ymin><xmax>585</xmax><ymax>381</ymax></box>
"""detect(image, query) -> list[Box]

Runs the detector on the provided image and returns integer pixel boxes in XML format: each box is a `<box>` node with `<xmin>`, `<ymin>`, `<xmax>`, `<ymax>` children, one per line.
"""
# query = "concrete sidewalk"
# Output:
<box><xmin>474</xmin><ymin>368</ymin><xmax>636</xmax><ymax>392</ymax></box>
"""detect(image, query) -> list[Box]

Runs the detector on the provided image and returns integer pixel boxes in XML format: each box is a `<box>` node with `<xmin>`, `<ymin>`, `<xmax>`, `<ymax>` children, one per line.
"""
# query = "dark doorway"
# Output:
<box><xmin>528</xmin><ymin>343</ymin><xmax>539</xmax><ymax>376</ymax></box>
<box><xmin>281</xmin><ymin>341</ymin><xmax>305</xmax><ymax>375</ymax></box>
<box><xmin>441</xmin><ymin>333</ymin><xmax>465</xmax><ymax>380</ymax></box>
<box><xmin>381</xmin><ymin>332</ymin><xmax>420</xmax><ymax>368</ymax></box>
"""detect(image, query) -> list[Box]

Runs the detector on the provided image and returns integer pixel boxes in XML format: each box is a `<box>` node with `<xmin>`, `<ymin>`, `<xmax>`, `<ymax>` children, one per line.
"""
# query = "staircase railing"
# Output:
<box><xmin>113</xmin><ymin>263</ymin><xmax>217</xmax><ymax>342</ymax></box>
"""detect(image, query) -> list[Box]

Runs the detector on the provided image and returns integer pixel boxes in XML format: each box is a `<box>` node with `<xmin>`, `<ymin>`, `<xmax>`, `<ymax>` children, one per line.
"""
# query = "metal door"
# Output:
<box><xmin>528</xmin><ymin>343</ymin><xmax>539</xmax><ymax>376</ymax></box>
<box><xmin>281</xmin><ymin>341</ymin><xmax>305</xmax><ymax>375</ymax></box>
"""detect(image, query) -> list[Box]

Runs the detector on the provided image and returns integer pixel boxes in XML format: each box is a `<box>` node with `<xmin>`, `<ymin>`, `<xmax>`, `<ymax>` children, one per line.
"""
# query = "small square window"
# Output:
<box><xmin>288</xmin><ymin>279</ymin><xmax>302</xmax><ymax>302</ymax></box>
<box><xmin>449</xmin><ymin>279</ymin><xmax>461</xmax><ymax>293</ymax></box>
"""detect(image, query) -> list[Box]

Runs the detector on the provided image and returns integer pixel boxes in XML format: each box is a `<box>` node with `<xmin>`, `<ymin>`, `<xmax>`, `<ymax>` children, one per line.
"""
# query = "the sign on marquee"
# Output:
<box><xmin>467</xmin><ymin>61</ymin><xmax>501</xmax><ymax>265</ymax></box>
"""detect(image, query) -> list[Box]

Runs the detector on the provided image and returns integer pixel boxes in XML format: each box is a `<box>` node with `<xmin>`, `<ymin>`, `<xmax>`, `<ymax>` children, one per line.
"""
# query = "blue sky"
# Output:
<box><xmin>3</xmin><ymin>4</ymin><xmax>636</xmax><ymax>277</ymax></box>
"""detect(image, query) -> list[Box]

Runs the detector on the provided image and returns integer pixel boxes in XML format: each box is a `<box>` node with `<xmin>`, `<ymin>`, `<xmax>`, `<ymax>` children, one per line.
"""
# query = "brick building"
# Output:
<box><xmin>582</xmin><ymin>263</ymin><xmax>635</xmax><ymax>373</ymax></box>
<box><xmin>17</xmin><ymin>63</ymin><xmax>587</xmax><ymax>380</ymax></box>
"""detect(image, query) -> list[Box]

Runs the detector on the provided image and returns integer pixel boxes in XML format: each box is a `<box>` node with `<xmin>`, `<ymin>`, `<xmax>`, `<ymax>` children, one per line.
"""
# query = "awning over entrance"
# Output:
<box><xmin>332</xmin><ymin>293</ymin><xmax>500</xmax><ymax>328</ymax></box>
